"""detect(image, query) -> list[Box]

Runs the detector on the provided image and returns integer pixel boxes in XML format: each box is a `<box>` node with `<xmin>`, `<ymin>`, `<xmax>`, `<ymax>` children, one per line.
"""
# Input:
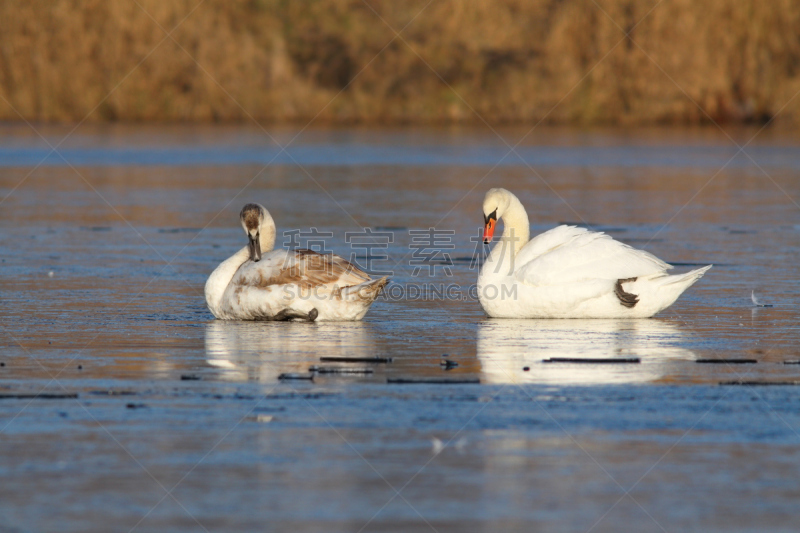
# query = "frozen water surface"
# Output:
<box><xmin>1</xmin><ymin>124</ymin><xmax>799</xmax><ymax>532</ymax></box>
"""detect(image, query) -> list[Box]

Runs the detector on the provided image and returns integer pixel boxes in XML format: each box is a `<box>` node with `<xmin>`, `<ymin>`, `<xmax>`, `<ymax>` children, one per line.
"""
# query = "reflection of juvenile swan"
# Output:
<box><xmin>204</xmin><ymin>320</ymin><xmax>375</xmax><ymax>381</ymax></box>
<box><xmin>477</xmin><ymin>319</ymin><xmax>696</xmax><ymax>385</ymax></box>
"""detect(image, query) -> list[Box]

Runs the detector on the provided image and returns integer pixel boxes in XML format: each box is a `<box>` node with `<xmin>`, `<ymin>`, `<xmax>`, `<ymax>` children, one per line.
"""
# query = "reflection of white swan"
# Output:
<box><xmin>204</xmin><ymin>320</ymin><xmax>376</xmax><ymax>381</ymax></box>
<box><xmin>477</xmin><ymin>319</ymin><xmax>696</xmax><ymax>384</ymax></box>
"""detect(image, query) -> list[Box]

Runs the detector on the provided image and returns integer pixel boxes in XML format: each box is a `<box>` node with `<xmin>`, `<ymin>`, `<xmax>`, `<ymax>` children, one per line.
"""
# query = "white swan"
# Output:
<box><xmin>477</xmin><ymin>188</ymin><xmax>711</xmax><ymax>318</ymax></box>
<box><xmin>205</xmin><ymin>203</ymin><xmax>388</xmax><ymax>321</ymax></box>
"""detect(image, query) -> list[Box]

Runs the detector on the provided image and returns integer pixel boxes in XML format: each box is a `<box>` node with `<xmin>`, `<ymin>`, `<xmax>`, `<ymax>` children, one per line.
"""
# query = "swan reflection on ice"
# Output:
<box><xmin>204</xmin><ymin>321</ymin><xmax>376</xmax><ymax>381</ymax></box>
<box><xmin>477</xmin><ymin>319</ymin><xmax>696</xmax><ymax>385</ymax></box>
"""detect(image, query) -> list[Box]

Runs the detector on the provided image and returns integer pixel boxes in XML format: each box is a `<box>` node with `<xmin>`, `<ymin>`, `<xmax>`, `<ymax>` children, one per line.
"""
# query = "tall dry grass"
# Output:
<box><xmin>1</xmin><ymin>0</ymin><xmax>799</xmax><ymax>124</ymax></box>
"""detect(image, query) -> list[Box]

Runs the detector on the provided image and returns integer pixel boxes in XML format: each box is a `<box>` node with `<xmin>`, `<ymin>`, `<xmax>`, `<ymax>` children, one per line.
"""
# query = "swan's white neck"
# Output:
<box><xmin>205</xmin><ymin>219</ymin><xmax>277</xmax><ymax>318</ymax></box>
<box><xmin>486</xmin><ymin>193</ymin><xmax>530</xmax><ymax>275</ymax></box>
<box><xmin>205</xmin><ymin>246</ymin><xmax>250</xmax><ymax>317</ymax></box>
<box><xmin>258</xmin><ymin>224</ymin><xmax>277</xmax><ymax>254</ymax></box>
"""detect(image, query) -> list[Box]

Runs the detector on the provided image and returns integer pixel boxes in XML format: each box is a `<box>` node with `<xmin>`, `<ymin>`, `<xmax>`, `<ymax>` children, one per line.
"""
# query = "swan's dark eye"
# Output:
<box><xmin>484</xmin><ymin>208</ymin><xmax>497</xmax><ymax>224</ymax></box>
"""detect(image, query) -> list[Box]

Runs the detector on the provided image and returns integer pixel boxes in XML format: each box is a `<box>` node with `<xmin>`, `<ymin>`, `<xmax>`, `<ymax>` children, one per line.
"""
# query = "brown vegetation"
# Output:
<box><xmin>2</xmin><ymin>0</ymin><xmax>800</xmax><ymax>124</ymax></box>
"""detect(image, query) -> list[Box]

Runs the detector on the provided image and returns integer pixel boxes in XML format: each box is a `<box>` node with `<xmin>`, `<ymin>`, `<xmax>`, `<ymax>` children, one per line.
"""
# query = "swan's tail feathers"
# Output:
<box><xmin>341</xmin><ymin>277</ymin><xmax>389</xmax><ymax>302</ymax></box>
<box><xmin>661</xmin><ymin>265</ymin><xmax>712</xmax><ymax>288</ymax></box>
<box><xmin>636</xmin><ymin>264</ymin><xmax>710</xmax><ymax>316</ymax></box>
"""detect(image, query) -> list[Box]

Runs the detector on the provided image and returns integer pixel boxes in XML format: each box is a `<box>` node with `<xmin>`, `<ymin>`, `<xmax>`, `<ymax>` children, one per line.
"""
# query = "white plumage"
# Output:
<box><xmin>477</xmin><ymin>188</ymin><xmax>711</xmax><ymax>318</ymax></box>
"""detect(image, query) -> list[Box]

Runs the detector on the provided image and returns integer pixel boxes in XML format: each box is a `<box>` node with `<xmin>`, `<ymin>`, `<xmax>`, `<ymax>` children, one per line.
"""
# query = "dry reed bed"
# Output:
<box><xmin>1</xmin><ymin>0</ymin><xmax>799</xmax><ymax>124</ymax></box>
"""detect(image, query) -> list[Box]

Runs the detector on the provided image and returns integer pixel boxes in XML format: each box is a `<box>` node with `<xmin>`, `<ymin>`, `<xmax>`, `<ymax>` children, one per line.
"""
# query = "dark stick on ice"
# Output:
<box><xmin>0</xmin><ymin>393</ymin><xmax>78</xmax><ymax>400</ymax></box>
<box><xmin>542</xmin><ymin>357</ymin><xmax>640</xmax><ymax>364</ymax></box>
<box><xmin>696</xmin><ymin>359</ymin><xmax>757</xmax><ymax>364</ymax></box>
<box><xmin>320</xmin><ymin>357</ymin><xmax>393</xmax><ymax>363</ymax></box>
<box><xmin>309</xmin><ymin>366</ymin><xmax>373</xmax><ymax>374</ymax></box>
<box><xmin>387</xmin><ymin>378</ymin><xmax>480</xmax><ymax>384</ymax></box>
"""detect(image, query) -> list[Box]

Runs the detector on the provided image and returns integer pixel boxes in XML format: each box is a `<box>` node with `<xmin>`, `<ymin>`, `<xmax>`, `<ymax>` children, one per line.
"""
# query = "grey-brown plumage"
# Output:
<box><xmin>614</xmin><ymin>277</ymin><xmax>639</xmax><ymax>308</ymax></box>
<box><xmin>240</xmin><ymin>203</ymin><xmax>262</xmax><ymax>232</ymax></box>
<box><xmin>236</xmin><ymin>248</ymin><xmax>372</xmax><ymax>297</ymax></box>
<box><xmin>207</xmin><ymin>202</ymin><xmax>389</xmax><ymax>321</ymax></box>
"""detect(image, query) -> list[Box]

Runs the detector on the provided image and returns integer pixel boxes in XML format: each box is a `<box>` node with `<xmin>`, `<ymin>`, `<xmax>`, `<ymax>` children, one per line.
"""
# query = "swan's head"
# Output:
<box><xmin>482</xmin><ymin>188</ymin><xmax>512</xmax><ymax>244</ymax></box>
<box><xmin>240</xmin><ymin>203</ymin><xmax>275</xmax><ymax>262</ymax></box>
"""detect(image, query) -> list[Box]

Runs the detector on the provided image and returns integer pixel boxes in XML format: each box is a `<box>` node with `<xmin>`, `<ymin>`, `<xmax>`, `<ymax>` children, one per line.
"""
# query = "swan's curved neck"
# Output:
<box><xmin>490</xmin><ymin>194</ymin><xmax>530</xmax><ymax>263</ymax></box>
<box><xmin>260</xmin><ymin>224</ymin><xmax>276</xmax><ymax>254</ymax></box>
<box><xmin>205</xmin><ymin>246</ymin><xmax>249</xmax><ymax>317</ymax></box>
<box><xmin>205</xmin><ymin>219</ymin><xmax>277</xmax><ymax>318</ymax></box>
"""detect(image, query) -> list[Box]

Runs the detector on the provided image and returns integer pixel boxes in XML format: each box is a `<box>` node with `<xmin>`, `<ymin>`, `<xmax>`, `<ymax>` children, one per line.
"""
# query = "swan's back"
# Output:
<box><xmin>231</xmin><ymin>248</ymin><xmax>371</xmax><ymax>293</ymax></box>
<box><xmin>514</xmin><ymin>225</ymin><xmax>671</xmax><ymax>287</ymax></box>
<box><xmin>217</xmin><ymin>248</ymin><xmax>383</xmax><ymax>321</ymax></box>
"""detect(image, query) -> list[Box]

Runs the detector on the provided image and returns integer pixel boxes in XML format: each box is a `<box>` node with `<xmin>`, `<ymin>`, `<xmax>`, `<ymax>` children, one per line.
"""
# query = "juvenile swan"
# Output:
<box><xmin>477</xmin><ymin>188</ymin><xmax>711</xmax><ymax>318</ymax></box>
<box><xmin>205</xmin><ymin>204</ymin><xmax>388</xmax><ymax>321</ymax></box>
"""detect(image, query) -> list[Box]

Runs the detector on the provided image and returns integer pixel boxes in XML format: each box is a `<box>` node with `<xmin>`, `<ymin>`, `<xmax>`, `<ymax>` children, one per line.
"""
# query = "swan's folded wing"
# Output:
<box><xmin>289</xmin><ymin>249</ymin><xmax>372</xmax><ymax>290</ymax></box>
<box><xmin>231</xmin><ymin>248</ymin><xmax>371</xmax><ymax>294</ymax></box>
<box><xmin>513</xmin><ymin>225</ymin><xmax>595</xmax><ymax>266</ymax></box>
<box><xmin>513</xmin><ymin>226</ymin><xmax>671</xmax><ymax>287</ymax></box>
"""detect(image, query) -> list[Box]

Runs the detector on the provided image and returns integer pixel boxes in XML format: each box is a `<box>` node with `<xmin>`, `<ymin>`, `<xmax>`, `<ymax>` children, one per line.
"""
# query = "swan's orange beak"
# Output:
<box><xmin>483</xmin><ymin>218</ymin><xmax>496</xmax><ymax>244</ymax></box>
